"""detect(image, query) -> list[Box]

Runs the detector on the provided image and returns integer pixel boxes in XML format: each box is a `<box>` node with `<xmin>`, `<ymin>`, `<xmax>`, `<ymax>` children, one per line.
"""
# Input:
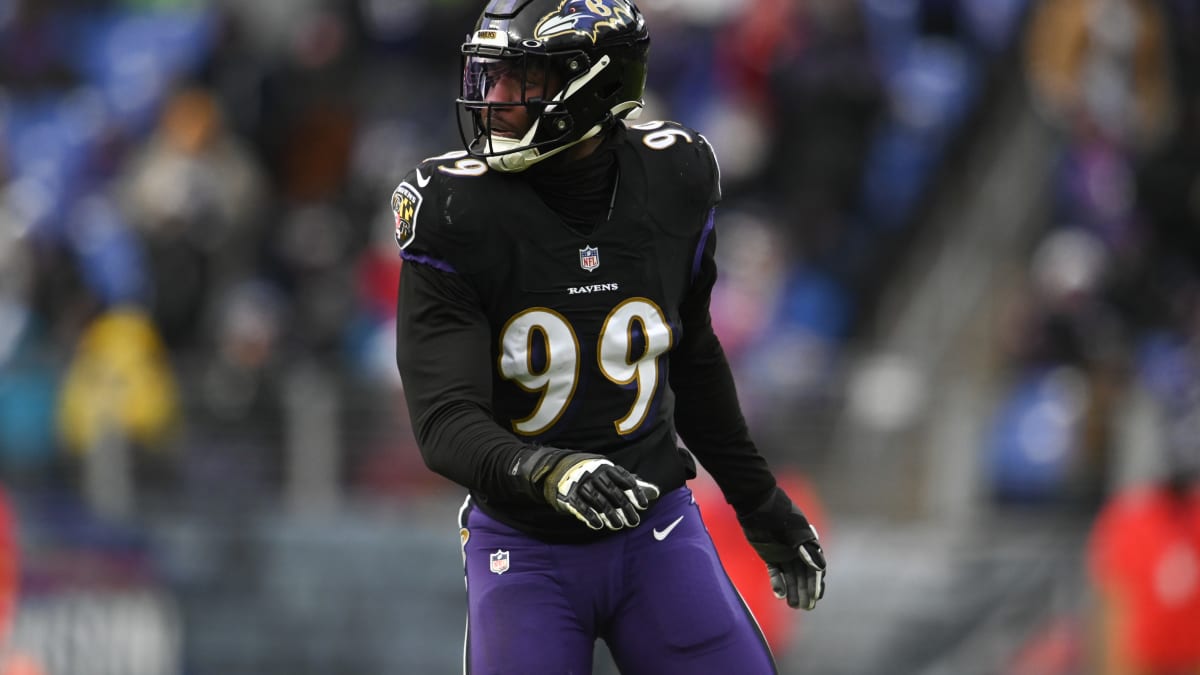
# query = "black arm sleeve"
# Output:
<box><xmin>395</xmin><ymin>259</ymin><xmax>530</xmax><ymax>502</ymax></box>
<box><xmin>669</xmin><ymin>224</ymin><xmax>778</xmax><ymax>515</ymax></box>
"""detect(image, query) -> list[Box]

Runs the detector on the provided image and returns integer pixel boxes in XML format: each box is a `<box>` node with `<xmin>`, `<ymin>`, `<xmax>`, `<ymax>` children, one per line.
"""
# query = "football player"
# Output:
<box><xmin>393</xmin><ymin>1</ymin><xmax>826</xmax><ymax>672</ymax></box>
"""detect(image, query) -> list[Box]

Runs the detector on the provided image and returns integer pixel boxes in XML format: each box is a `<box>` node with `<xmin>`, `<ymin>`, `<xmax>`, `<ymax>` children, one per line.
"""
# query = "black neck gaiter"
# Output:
<box><xmin>526</xmin><ymin>136</ymin><xmax>618</xmax><ymax>235</ymax></box>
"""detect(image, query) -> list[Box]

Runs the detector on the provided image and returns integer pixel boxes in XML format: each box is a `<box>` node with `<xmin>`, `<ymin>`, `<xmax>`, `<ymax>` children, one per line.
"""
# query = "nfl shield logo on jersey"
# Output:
<box><xmin>579</xmin><ymin>246</ymin><xmax>600</xmax><ymax>272</ymax></box>
<box><xmin>489</xmin><ymin>549</ymin><xmax>510</xmax><ymax>575</ymax></box>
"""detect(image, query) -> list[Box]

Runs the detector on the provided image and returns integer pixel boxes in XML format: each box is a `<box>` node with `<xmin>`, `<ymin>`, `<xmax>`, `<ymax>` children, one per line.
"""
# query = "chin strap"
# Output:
<box><xmin>486</xmin><ymin>123</ymin><xmax>605</xmax><ymax>172</ymax></box>
<box><xmin>486</xmin><ymin>99</ymin><xmax>642</xmax><ymax>173</ymax></box>
<box><xmin>483</xmin><ymin>54</ymin><xmax>643</xmax><ymax>173</ymax></box>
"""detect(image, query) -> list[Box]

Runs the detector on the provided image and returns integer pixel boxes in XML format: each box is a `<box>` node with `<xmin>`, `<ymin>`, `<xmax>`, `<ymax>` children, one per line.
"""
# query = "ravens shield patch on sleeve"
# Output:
<box><xmin>391</xmin><ymin>181</ymin><xmax>423</xmax><ymax>250</ymax></box>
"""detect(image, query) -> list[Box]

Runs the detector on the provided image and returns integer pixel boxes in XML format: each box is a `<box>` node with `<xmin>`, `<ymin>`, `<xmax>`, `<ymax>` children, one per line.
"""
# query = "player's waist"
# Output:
<box><xmin>472</xmin><ymin>429</ymin><xmax>695</xmax><ymax>543</ymax></box>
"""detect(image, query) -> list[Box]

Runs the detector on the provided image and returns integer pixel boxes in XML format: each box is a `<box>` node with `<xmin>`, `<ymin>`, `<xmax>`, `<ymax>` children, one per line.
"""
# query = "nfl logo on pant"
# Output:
<box><xmin>489</xmin><ymin>549</ymin><xmax>510</xmax><ymax>575</ymax></box>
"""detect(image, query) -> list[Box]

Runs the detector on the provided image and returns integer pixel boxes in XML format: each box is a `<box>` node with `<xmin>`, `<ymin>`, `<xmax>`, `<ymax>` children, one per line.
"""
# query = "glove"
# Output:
<box><xmin>737</xmin><ymin>487</ymin><xmax>827</xmax><ymax>610</ymax></box>
<box><xmin>511</xmin><ymin>446</ymin><xmax>660</xmax><ymax>530</ymax></box>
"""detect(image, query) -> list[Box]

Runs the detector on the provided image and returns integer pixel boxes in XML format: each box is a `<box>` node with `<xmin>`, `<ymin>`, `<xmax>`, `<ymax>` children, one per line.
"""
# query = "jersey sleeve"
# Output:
<box><xmin>392</xmin><ymin>163</ymin><xmax>531</xmax><ymax>503</ymax></box>
<box><xmin>669</xmin><ymin>210</ymin><xmax>777</xmax><ymax>515</ymax></box>
<box><xmin>624</xmin><ymin>120</ymin><xmax>721</xmax><ymax>238</ymax></box>
<box><xmin>698</xmin><ymin>132</ymin><xmax>722</xmax><ymax>208</ymax></box>
<box><xmin>390</xmin><ymin>161</ymin><xmax>455</xmax><ymax>264</ymax></box>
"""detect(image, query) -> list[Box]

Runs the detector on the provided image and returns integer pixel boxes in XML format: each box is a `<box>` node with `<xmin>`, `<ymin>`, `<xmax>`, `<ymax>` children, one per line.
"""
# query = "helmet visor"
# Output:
<box><xmin>461</xmin><ymin>53</ymin><xmax>558</xmax><ymax>108</ymax></box>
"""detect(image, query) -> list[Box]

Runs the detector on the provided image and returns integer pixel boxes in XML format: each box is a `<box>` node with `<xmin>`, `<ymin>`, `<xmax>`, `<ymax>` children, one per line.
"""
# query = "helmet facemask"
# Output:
<box><xmin>459</xmin><ymin>46</ymin><xmax>573</xmax><ymax>172</ymax></box>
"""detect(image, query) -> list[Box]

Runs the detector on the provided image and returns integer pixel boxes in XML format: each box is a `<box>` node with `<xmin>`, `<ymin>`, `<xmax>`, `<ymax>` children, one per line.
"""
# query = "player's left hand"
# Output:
<box><xmin>737</xmin><ymin>487</ymin><xmax>827</xmax><ymax>610</ymax></box>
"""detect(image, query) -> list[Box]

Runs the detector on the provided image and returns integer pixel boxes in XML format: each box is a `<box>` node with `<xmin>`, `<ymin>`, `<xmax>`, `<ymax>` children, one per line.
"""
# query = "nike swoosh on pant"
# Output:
<box><xmin>653</xmin><ymin>515</ymin><xmax>685</xmax><ymax>541</ymax></box>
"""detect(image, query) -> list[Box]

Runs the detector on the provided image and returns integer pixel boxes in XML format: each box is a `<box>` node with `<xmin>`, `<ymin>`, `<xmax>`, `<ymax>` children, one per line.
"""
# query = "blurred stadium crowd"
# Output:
<box><xmin>0</xmin><ymin>0</ymin><xmax>1196</xmax><ymax>673</ymax></box>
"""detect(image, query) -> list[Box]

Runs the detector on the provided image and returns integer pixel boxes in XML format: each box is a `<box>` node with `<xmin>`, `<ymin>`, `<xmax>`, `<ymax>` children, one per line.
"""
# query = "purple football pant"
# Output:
<box><xmin>458</xmin><ymin>486</ymin><xmax>778</xmax><ymax>675</ymax></box>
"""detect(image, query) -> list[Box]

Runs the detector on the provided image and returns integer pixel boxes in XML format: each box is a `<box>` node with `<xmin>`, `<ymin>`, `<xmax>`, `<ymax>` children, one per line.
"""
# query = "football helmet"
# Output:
<box><xmin>457</xmin><ymin>0</ymin><xmax>650</xmax><ymax>172</ymax></box>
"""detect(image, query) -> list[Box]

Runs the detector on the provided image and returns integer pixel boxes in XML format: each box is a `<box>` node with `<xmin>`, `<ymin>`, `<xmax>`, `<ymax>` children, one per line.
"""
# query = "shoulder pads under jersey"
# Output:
<box><xmin>391</xmin><ymin>150</ymin><xmax>504</xmax><ymax>269</ymax></box>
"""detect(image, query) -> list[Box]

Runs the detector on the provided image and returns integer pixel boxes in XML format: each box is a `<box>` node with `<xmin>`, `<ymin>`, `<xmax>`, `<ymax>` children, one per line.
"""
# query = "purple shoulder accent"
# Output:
<box><xmin>400</xmin><ymin>249</ymin><xmax>458</xmax><ymax>274</ymax></box>
<box><xmin>690</xmin><ymin>208</ymin><xmax>715</xmax><ymax>283</ymax></box>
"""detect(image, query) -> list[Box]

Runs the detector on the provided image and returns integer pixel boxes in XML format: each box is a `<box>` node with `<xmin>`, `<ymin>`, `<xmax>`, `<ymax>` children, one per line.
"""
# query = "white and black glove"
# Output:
<box><xmin>512</xmin><ymin>446</ymin><xmax>660</xmax><ymax>530</ymax></box>
<box><xmin>737</xmin><ymin>487</ymin><xmax>827</xmax><ymax>610</ymax></box>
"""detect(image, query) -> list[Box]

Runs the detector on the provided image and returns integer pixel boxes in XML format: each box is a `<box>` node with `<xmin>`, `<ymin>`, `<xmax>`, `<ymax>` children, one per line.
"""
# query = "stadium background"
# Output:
<box><xmin>0</xmin><ymin>0</ymin><xmax>1197</xmax><ymax>672</ymax></box>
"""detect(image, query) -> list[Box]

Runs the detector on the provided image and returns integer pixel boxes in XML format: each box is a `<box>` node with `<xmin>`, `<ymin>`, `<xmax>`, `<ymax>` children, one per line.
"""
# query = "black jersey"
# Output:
<box><xmin>394</xmin><ymin>121</ymin><xmax>777</xmax><ymax>541</ymax></box>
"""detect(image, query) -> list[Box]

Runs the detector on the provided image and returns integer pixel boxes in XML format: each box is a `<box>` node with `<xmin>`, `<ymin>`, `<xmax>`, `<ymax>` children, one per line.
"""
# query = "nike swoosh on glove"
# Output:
<box><xmin>737</xmin><ymin>487</ymin><xmax>827</xmax><ymax>610</ymax></box>
<box><xmin>511</xmin><ymin>446</ymin><xmax>660</xmax><ymax>530</ymax></box>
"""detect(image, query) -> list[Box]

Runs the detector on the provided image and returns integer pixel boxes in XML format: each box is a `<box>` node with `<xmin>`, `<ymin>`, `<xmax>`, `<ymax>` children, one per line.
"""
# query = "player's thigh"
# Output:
<box><xmin>465</xmin><ymin>575</ymin><xmax>594</xmax><ymax>675</ymax></box>
<box><xmin>462</xmin><ymin>511</ymin><xmax>593</xmax><ymax>674</ymax></box>
<box><xmin>606</xmin><ymin>503</ymin><xmax>776</xmax><ymax>675</ymax></box>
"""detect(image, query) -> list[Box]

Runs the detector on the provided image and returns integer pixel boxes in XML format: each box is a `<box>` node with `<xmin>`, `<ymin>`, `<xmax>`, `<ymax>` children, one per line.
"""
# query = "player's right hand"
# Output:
<box><xmin>513</xmin><ymin>447</ymin><xmax>660</xmax><ymax>530</ymax></box>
